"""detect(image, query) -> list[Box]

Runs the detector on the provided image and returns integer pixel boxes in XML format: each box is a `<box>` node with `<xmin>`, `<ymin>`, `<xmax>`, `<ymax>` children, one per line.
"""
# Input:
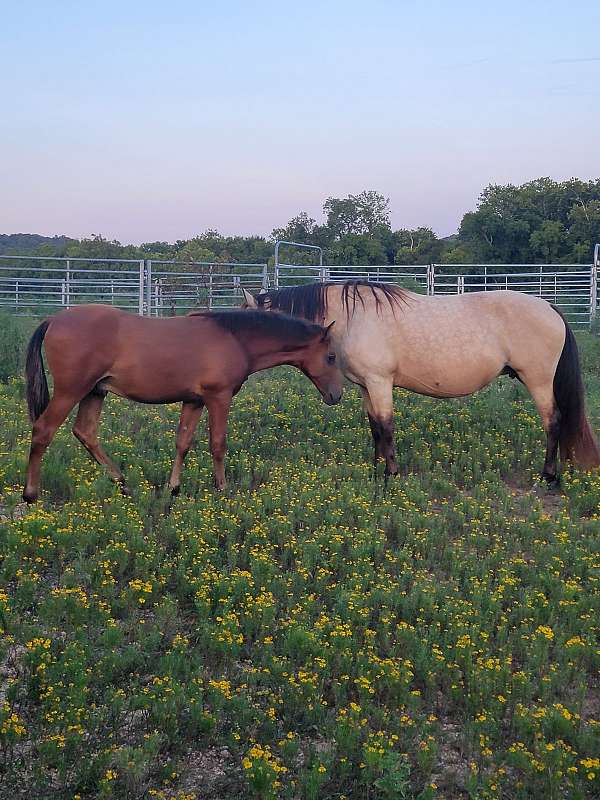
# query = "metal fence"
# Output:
<box><xmin>0</xmin><ymin>244</ymin><xmax>598</xmax><ymax>326</ymax></box>
<box><xmin>0</xmin><ymin>256</ymin><xmax>144</xmax><ymax>314</ymax></box>
<box><xmin>147</xmin><ymin>260</ymin><xmax>268</xmax><ymax>315</ymax></box>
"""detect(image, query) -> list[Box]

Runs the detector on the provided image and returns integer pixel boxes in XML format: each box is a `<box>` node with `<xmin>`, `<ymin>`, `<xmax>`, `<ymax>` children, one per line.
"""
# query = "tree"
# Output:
<box><xmin>271</xmin><ymin>212</ymin><xmax>318</xmax><ymax>245</ymax></box>
<box><xmin>567</xmin><ymin>200</ymin><xmax>600</xmax><ymax>261</ymax></box>
<box><xmin>175</xmin><ymin>237</ymin><xmax>217</xmax><ymax>263</ymax></box>
<box><xmin>393</xmin><ymin>228</ymin><xmax>443</xmax><ymax>265</ymax></box>
<box><xmin>456</xmin><ymin>178</ymin><xmax>600</xmax><ymax>265</ymax></box>
<box><xmin>65</xmin><ymin>234</ymin><xmax>138</xmax><ymax>260</ymax></box>
<box><xmin>529</xmin><ymin>220</ymin><xmax>565</xmax><ymax>262</ymax></box>
<box><xmin>323</xmin><ymin>190</ymin><xmax>391</xmax><ymax>239</ymax></box>
<box><xmin>327</xmin><ymin>233</ymin><xmax>388</xmax><ymax>265</ymax></box>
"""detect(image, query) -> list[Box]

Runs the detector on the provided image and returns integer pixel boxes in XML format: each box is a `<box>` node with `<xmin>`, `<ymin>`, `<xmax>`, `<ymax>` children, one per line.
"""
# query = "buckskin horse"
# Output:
<box><xmin>22</xmin><ymin>305</ymin><xmax>343</xmax><ymax>502</ymax></box>
<box><xmin>242</xmin><ymin>281</ymin><xmax>600</xmax><ymax>483</ymax></box>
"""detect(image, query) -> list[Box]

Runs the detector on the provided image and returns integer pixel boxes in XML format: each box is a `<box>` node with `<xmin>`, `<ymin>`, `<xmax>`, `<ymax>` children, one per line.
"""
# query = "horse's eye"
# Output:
<box><xmin>327</xmin><ymin>353</ymin><xmax>336</xmax><ymax>364</ymax></box>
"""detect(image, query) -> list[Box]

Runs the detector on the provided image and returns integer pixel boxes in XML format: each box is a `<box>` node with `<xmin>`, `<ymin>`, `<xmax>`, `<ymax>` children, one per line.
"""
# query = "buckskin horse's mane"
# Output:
<box><xmin>188</xmin><ymin>308</ymin><xmax>324</xmax><ymax>344</ymax></box>
<box><xmin>255</xmin><ymin>280</ymin><xmax>409</xmax><ymax>322</ymax></box>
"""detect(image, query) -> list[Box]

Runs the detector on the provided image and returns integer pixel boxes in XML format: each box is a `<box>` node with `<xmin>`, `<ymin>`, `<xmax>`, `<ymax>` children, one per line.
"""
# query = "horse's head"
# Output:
<box><xmin>241</xmin><ymin>289</ymin><xmax>342</xmax><ymax>404</ymax></box>
<box><xmin>296</xmin><ymin>321</ymin><xmax>343</xmax><ymax>406</ymax></box>
<box><xmin>241</xmin><ymin>288</ymin><xmax>269</xmax><ymax>310</ymax></box>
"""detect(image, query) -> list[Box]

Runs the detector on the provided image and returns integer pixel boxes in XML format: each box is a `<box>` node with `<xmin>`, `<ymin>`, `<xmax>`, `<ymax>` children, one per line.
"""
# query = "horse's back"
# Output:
<box><xmin>41</xmin><ymin>305</ymin><xmax>245</xmax><ymax>403</ymax></box>
<box><xmin>342</xmin><ymin>289</ymin><xmax>566</xmax><ymax>397</ymax></box>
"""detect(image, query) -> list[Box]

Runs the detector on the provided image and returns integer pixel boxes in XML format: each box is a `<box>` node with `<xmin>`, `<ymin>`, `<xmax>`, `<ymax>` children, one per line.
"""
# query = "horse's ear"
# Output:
<box><xmin>258</xmin><ymin>288</ymin><xmax>268</xmax><ymax>295</ymax></box>
<box><xmin>241</xmin><ymin>288</ymin><xmax>257</xmax><ymax>308</ymax></box>
<box><xmin>321</xmin><ymin>321</ymin><xmax>335</xmax><ymax>341</ymax></box>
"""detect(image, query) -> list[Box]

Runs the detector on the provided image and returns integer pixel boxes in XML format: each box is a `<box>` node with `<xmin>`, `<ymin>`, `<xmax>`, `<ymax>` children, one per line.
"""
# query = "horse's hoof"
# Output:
<box><xmin>170</xmin><ymin>484</ymin><xmax>181</xmax><ymax>497</ymax></box>
<box><xmin>542</xmin><ymin>476</ymin><xmax>560</xmax><ymax>490</ymax></box>
<box><xmin>536</xmin><ymin>474</ymin><xmax>560</xmax><ymax>492</ymax></box>
<box><xmin>22</xmin><ymin>490</ymin><xmax>37</xmax><ymax>504</ymax></box>
<box><xmin>119</xmin><ymin>483</ymin><xmax>132</xmax><ymax>497</ymax></box>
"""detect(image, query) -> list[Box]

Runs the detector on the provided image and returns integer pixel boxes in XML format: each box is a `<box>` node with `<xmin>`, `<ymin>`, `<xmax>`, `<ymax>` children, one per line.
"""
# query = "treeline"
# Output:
<box><xmin>2</xmin><ymin>177</ymin><xmax>600</xmax><ymax>267</ymax></box>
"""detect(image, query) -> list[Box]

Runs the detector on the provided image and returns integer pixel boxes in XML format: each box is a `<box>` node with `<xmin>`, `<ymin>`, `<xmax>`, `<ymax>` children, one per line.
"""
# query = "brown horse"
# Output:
<box><xmin>22</xmin><ymin>304</ymin><xmax>343</xmax><ymax>502</ymax></box>
<box><xmin>242</xmin><ymin>281</ymin><xmax>600</xmax><ymax>484</ymax></box>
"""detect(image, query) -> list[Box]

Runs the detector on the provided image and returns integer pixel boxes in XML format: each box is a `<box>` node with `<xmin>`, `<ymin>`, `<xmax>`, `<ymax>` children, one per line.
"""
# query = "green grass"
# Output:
<box><xmin>0</xmin><ymin>331</ymin><xmax>599</xmax><ymax>799</ymax></box>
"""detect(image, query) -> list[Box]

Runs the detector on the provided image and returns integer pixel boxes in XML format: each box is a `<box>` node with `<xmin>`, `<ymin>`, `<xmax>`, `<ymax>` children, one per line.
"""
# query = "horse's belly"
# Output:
<box><xmin>396</xmin><ymin>358</ymin><xmax>502</xmax><ymax>398</ymax></box>
<box><xmin>98</xmin><ymin>376</ymin><xmax>202</xmax><ymax>405</ymax></box>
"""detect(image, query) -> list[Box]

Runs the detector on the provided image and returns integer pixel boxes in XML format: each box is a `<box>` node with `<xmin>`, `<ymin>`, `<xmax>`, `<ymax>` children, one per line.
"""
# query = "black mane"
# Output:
<box><xmin>256</xmin><ymin>279</ymin><xmax>408</xmax><ymax>322</ymax></box>
<box><xmin>190</xmin><ymin>309</ymin><xmax>324</xmax><ymax>343</ymax></box>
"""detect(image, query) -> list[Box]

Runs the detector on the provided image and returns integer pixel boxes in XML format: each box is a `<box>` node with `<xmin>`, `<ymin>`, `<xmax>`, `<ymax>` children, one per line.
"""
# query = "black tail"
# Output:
<box><xmin>25</xmin><ymin>320</ymin><xmax>50</xmax><ymax>422</ymax></box>
<box><xmin>553</xmin><ymin>312</ymin><xmax>600</xmax><ymax>468</ymax></box>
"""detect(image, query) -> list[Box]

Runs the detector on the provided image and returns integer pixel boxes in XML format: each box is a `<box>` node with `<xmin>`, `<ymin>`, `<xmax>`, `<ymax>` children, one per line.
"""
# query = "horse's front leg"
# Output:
<box><xmin>361</xmin><ymin>387</ymin><xmax>385</xmax><ymax>465</ymax></box>
<box><xmin>204</xmin><ymin>391</ymin><xmax>233</xmax><ymax>490</ymax></box>
<box><xmin>168</xmin><ymin>401</ymin><xmax>205</xmax><ymax>495</ymax></box>
<box><xmin>363</xmin><ymin>381</ymin><xmax>398</xmax><ymax>478</ymax></box>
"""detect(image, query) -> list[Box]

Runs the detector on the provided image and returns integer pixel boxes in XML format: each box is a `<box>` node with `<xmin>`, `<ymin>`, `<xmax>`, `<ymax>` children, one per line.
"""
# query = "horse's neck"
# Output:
<box><xmin>244</xmin><ymin>336</ymin><xmax>303</xmax><ymax>373</ymax></box>
<box><xmin>321</xmin><ymin>286</ymin><xmax>351</xmax><ymax>333</ymax></box>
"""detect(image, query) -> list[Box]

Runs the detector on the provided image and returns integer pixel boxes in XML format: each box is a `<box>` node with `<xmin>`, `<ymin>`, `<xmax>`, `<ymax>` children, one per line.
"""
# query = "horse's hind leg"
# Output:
<box><xmin>73</xmin><ymin>391</ymin><xmax>128</xmax><ymax>493</ymax></box>
<box><xmin>364</xmin><ymin>380</ymin><xmax>398</xmax><ymax>478</ymax></box>
<box><xmin>521</xmin><ymin>377</ymin><xmax>561</xmax><ymax>486</ymax></box>
<box><xmin>23</xmin><ymin>392</ymin><xmax>80</xmax><ymax>503</ymax></box>
<box><xmin>168</xmin><ymin>401</ymin><xmax>205</xmax><ymax>495</ymax></box>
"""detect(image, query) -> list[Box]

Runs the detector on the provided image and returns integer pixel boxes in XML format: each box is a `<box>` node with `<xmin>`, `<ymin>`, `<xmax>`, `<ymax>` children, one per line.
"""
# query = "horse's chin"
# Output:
<box><xmin>322</xmin><ymin>391</ymin><xmax>342</xmax><ymax>406</ymax></box>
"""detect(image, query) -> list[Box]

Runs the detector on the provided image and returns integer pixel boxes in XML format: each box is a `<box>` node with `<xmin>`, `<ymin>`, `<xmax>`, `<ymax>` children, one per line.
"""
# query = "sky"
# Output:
<box><xmin>2</xmin><ymin>0</ymin><xmax>600</xmax><ymax>244</ymax></box>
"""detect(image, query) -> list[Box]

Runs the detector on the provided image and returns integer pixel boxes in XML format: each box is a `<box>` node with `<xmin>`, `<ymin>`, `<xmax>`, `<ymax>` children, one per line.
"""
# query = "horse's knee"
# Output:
<box><xmin>31</xmin><ymin>422</ymin><xmax>53</xmax><ymax>450</ymax></box>
<box><xmin>210</xmin><ymin>437</ymin><xmax>227</xmax><ymax>460</ymax></box>
<box><xmin>176</xmin><ymin>442</ymin><xmax>191</xmax><ymax>459</ymax></box>
<box><xmin>72</xmin><ymin>424</ymin><xmax>88</xmax><ymax>447</ymax></box>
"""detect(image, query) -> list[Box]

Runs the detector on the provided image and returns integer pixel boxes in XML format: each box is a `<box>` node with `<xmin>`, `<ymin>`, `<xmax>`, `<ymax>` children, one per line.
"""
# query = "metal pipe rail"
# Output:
<box><xmin>0</xmin><ymin>255</ymin><xmax>144</xmax><ymax>314</ymax></box>
<box><xmin>146</xmin><ymin>260</ymin><xmax>269</xmax><ymax>315</ymax></box>
<box><xmin>0</xmin><ymin>249</ymin><xmax>598</xmax><ymax>326</ymax></box>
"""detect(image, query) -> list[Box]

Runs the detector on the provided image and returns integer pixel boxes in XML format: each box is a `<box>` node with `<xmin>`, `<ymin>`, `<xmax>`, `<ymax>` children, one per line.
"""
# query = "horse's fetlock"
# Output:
<box><xmin>22</xmin><ymin>487</ymin><xmax>38</xmax><ymax>504</ymax></box>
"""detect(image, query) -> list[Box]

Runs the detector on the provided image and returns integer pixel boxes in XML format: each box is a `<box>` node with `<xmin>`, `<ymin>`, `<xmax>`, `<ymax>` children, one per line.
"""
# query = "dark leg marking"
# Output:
<box><xmin>541</xmin><ymin>408</ymin><xmax>561</xmax><ymax>487</ymax></box>
<box><xmin>367</xmin><ymin>413</ymin><xmax>385</xmax><ymax>464</ymax></box>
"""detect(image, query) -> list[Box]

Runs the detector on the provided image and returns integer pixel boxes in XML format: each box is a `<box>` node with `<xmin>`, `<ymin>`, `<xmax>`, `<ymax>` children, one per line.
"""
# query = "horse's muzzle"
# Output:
<box><xmin>323</xmin><ymin>389</ymin><xmax>343</xmax><ymax>406</ymax></box>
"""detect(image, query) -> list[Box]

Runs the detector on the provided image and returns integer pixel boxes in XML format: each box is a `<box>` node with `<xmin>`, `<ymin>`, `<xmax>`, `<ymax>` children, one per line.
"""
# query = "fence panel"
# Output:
<box><xmin>275</xmin><ymin>263</ymin><xmax>430</xmax><ymax>292</ymax></box>
<box><xmin>432</xmin><ymin>264</ymin><xmax>592</xmax><ymax>325</ymax></box>
<box><xmin>147</xmin><ymin>261</ymin><xmax>268</xmax><ymax>315</ymax></box>
<box><xmin>0</xmin><ymin>253</ymin><xmax>596</xmax><ymax>326</ymax></box>
<box><xmin>0</xmin><ymin>256</ymin><xmax>143</xmax><ymax>315</ymax></box>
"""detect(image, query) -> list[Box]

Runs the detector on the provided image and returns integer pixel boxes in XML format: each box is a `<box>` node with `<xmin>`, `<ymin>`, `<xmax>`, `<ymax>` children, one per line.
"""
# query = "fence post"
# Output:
<box><xmin>261</xmin><ymin>264</ymin><xmax>269</xmax><ymax>290</ymax></box>
<box><xmin>145</xmin><ymin>260</ymin><xmax>152</xmax><ymax>316</ymax></box>
<box><xmin>138</xmin><ymin>260</ymin><xmax>145</xmax><ymax>315</ymax></box>
<box><xmin>427</xmin><ymin>264</ymin><xmax>435</xmax><ymax>296</ymax></box>
<box><xmin>590</xmin><ymin>244</ymin><xmax>599</xmax><ymax>325</ymax></box>
<box><xmin>65</xmin><ymin>259</ymin><xmax>71</xmax><ymax>308</ymax></box>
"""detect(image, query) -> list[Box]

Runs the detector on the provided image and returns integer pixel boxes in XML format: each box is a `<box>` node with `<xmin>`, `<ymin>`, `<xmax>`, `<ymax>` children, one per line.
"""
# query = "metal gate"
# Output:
<box><xmin>0</xmin><ymin>255</ymin><xmax>144</xmax><ymax>314</ymax></box>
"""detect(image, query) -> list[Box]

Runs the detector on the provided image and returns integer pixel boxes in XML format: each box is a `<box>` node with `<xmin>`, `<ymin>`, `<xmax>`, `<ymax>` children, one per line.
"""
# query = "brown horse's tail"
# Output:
<box><xmin>25</xmin><ymin>320</ymin><xmax>50</xmax><ymax>422</ymax></box>
<box><xmin>553</xmin><ymin>313</ymin><xmax>600</xmax><ymax>468</ymax></box>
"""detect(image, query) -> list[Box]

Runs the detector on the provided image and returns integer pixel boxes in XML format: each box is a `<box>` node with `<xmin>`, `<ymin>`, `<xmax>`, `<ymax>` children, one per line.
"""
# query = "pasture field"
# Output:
<box><xmin>0</xmin><ymin>321</ymin><xmax>599</xmax><ymax>800</ymax></box>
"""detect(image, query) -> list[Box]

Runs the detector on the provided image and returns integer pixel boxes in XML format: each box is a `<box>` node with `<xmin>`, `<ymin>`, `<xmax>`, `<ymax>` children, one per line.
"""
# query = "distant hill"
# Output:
<box><xmin>0</xmin><ymin>233</ymin><xmax>76</xmax><ymax>256</ymax></box>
